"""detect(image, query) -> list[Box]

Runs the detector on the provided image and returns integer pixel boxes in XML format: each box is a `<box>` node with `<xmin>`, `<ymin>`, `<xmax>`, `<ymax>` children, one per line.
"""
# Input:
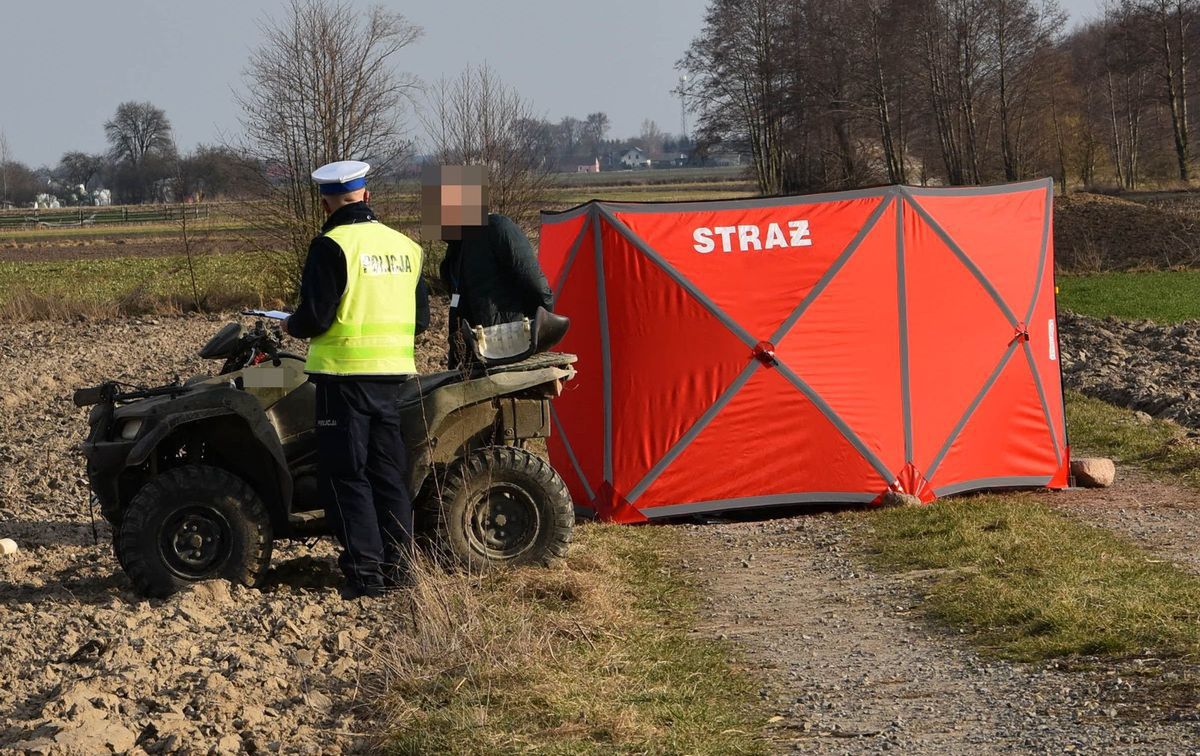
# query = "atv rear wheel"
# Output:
<box><xmin>115</xmin><ymin>465</ymin><xmax>273</xmax><ymax>597</ymax></box>
<box><xmin>427</xmin><ymin>447</ymin><xmax>572</xmax><ymax>570</ymax></box>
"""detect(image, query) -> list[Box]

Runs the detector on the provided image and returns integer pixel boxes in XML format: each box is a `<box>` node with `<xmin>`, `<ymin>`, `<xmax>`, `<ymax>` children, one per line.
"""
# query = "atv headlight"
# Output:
<box><xmin>119</xmin><ymin>419</ymin><xmax>143</xmax><ymax>440</ymax></box>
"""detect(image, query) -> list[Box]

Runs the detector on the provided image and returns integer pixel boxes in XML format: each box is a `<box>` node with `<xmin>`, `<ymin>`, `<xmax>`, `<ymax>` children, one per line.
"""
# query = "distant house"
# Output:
<box><xmin>619</xmin><ymin>147</ymin><xmax>649</xmax><ymax>169</ymax></box>
<box><xmin>649</xmin><ymin>151</ymin><xmax>690</xmax><ymax>169</ymax></box>
<box><xmin>576</xmin><ymin>158</ymin><xmax>601</xmax><ymax>173</ymax></box>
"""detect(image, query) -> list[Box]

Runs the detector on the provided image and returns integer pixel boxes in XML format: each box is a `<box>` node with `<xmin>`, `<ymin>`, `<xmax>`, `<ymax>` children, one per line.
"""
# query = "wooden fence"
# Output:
<box><xmin>0</xmin><ymin>204</ymin><xmax>212</xmax><ymax>230</ymax></box>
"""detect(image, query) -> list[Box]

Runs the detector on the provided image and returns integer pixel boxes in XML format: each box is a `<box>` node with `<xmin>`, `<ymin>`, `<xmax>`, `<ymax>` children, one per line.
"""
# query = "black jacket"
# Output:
<box><xmin>286</xmin><ymin>202</ymin><xmax>429</xmax><ymax>378</ymax></box>
<box><xmin>440</xmin><ymin>214</ymin><xmax>552</xmax><ymax>362</ymax></box>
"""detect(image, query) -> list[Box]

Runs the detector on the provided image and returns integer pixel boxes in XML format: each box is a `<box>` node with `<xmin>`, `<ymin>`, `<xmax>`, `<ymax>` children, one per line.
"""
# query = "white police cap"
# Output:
<box><xmin>311</xmin><ymin>160</ymin><xmax>371</xmax><ymax>194</ymax></box>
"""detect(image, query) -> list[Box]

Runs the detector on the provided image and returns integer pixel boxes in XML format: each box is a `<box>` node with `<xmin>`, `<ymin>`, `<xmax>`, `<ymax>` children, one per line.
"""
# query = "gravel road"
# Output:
<box><xmin>680</xmin><ymin>473</ymin><xmax>1200</xmax><ymax>754</ymax></box>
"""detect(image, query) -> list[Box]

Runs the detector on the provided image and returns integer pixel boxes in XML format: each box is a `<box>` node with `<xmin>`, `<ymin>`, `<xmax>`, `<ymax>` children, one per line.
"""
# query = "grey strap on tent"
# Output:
<box><xmin>549</xmin><ymin>404</ymin><xmax>596</xmax><ymax>502</ymax></box>
<box><xmin>599</xmin><ymin>185</ymin><xmax>893</xmax><ymax>215</ymax></box>
<box><xmin>626</xmin><ymin>360</ymin><xmax>761</xmax><ymax>504</ymax></box>
<box><xmin>934</xmin><ymin>476</ymin><xmax>1053</xmax><ymax>497</ymax></box>
<box><xmin>551</xmin><ymin>216</ymin><xmax>592</xmax><ymax>309</ymax></box>
<box><xmin>1023</xmin><ymin>180</ymin><xmax>1055</xmax><ymax>324</ymax></box>
<box><xmin>902</xmin><ymin>190</ymin><xmax>1021</xmax><ymax>328</ymax></box>
<box><xmin>774</xmin><ymin>361</ymin><xmax>896</xmax><ymax>483</ymax></box>
<box><xmin>1022</xmin><ymin>340</ymin><xmax>1064</xmax><ymax>464</ymax></box>
<box><xmin>599</xmin><ymin>208</ymin><xmax>759</xmax><ymax>347</ymax></box>
<box><xmin>903</xmin><ymin>179</ymin><xmax>1050</xmax><ymax>198</ymax></box>
<box><xmin>925</xmin><ymin>340</ymin><xmax>1020</xmax><ymax>480</ymax></box>
<box><xmin>644</xmin><ymin>491</ymin><xmax>878</xmax><ymax>519</ymax></box>
<box><xmin>769</xmin><ymin>194</ymin><xmax>896</xmax><ymax>342</ymax></box>
<box><xmin>895</xmin><ymin>195</ymin><xmax>915</xmax><ymax>464</ymax></box>
<box><xmin>593</xmin><ymin>207</ymin><xmax>615</xmax><ymax>485</ymax></box>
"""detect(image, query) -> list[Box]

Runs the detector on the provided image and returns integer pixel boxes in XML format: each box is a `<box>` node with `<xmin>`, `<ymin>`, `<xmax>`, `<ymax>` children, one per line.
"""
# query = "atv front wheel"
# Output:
<box><xmin>115</xmin><ymin>465</ymin><xmax>273</xmax><ymax>597</ymax></box>
<box><xmin>428</xmin><ymin>447</ymin><xmax>573</xmax><ymax>570</ymax></box>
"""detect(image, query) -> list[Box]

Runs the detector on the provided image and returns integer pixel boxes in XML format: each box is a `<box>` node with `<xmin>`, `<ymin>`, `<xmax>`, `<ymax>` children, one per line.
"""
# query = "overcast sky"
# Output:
<box><xmin>0</xmin><ymin>0</ymin><xmax>1101</xmax><ymax>167</ymax></box>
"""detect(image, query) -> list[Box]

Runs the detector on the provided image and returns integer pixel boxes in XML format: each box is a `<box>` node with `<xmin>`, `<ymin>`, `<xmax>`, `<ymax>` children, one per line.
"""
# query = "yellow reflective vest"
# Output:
<box><xmin>305</xmin><ymin>221</ymin><xmax>423</xmax><ymax>377</ymax></box>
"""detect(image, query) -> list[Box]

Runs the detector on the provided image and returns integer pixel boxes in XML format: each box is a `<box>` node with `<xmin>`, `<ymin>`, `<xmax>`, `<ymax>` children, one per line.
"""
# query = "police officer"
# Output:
<box><xmin>285</xmin><ymin>160</ymin><xmax>427</xmax><ymax>598</ymax></box>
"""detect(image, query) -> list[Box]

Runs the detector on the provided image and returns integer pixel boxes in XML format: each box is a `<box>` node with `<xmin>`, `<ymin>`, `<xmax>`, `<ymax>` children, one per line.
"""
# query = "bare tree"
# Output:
<box><xmin>678</xmin><ymin>0</ymin><xmax>1200</xmax><ymax>192</ymax></box>
<box><xmin>235</xmin><ymin>0</ymin><xmax>422</xmax><ymax>288</ymax></box>
<box><xmin>863</xmin><ymin>0</ymin><xmax>912</xmax><ymax>183</ymax></box>
<box><xmin>1102</xmin><ymin>0</ymin><xmax>1153</xmax><ymax>188</ymax></box>
<box><xmin>555</xmin><ymin>116</ymin><xmax>581</xmax><ymax>159</ymax></box>
<box><xmin>1143</xmin><ymin>0</ymin><xmax>1195</xmax><ymax>180</ymax></box>
<box><xmin>422</xmin><ymin>64</ymin><xmax>553</xmax><ymax>228</ymax></box>
<box><xmin>582</xmin><ymin>112</ymin><xmax>611</xmax><ymax>154</ymax></box>
<box><xmin>639</xmin><ymin>119</ymin><xmax>666</xmax><ymax>155</ymax></box>
<box><xmin>682</xmin><ymin>0</ymin><xmax>790</xmax><ymax>193</ymax></box>
<box><xmin>105</xmin><ymin>102</ymin><xmax>173</xmax><ymax>165</ymax></box>
<box><xmin>991</xmin><ymin>0</ymin><xmax>1065</xmax><ymax>180</ymax></box>
<box><xmin>58</xmin><ymin>152</ymin><xmax>106</xmax><ymax>191</ymax></box>
<box><xmin>104</xmin><ymin>102</ymin><xmax>176</xmax><ymax>203</ymax></box>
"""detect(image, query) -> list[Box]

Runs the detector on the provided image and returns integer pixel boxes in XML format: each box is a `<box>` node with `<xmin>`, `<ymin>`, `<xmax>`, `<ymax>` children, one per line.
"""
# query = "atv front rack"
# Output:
<box><xmin>73</xmin><ymin>381</ymin><xmax>189</xmax><ymax>408</ymax></box>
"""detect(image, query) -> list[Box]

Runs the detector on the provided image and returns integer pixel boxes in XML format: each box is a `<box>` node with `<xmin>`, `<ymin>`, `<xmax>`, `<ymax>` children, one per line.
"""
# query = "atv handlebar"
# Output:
<box><xmin>220</xmin><ymin>318</ymin><xmax>284</xmax><ymax>374</ymax></box>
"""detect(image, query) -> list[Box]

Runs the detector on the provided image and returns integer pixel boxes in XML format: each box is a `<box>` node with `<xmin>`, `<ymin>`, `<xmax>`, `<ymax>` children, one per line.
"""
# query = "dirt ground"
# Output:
<box><xmin>681</xmin><ymin>471</ymin><xmax>1200</xmax><ymax>754</ymax></box>
<box><xmin>4</xmin><ymin>315</ymin><xmax>1200</xmax><ymax>754</ymax></box>
<box><xmin>0</xmin><ymin>315</ymin><xmax>450</xmax><ymax>755</ymax></box>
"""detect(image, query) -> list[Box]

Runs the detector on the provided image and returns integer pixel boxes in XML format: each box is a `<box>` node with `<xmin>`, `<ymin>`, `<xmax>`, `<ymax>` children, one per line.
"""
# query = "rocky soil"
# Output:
<box><xmin>0</xmin><ymin>313</ymin><xmax>448</xmax><ymax>755</ymax></box>
<box><xmin>1060</xmin><ymin>310</ymin><xmax>1200</xmax><ymax>427</ymax></box>
<box><xmin>1054</xmin><ymin>192</ymin><xmax>1200</xmax><ymax>271</ymax></box>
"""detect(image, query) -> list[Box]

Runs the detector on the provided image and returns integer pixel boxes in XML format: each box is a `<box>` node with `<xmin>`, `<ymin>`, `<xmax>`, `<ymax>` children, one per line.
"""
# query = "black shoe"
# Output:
<box><xmin>338</xmin><ymin>581</ymin><xmax>387</xmax><ymax>600</ymax></box>
<box><xmin>383</xmin><ymin>570</ymin><xmax>413</xmax><ymax>590</ymax></box>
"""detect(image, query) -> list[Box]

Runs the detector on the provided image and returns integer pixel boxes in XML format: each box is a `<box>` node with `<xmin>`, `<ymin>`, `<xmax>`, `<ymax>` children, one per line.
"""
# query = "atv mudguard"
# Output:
<box><xmin>122</xmin><ymin>385</ymin><xmax>293</xmax><ymax>518</ymax></box>
<box><xmin>403</xmin><ymin>363</ymin><xmax>575</xmax><ymax>494</ymax></box>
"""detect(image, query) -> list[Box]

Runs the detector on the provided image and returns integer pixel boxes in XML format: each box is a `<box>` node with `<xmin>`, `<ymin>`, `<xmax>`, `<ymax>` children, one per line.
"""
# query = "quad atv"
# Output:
<box><xmin>75</xmin><ymin>310</ymin><xmax>577</xmax><ymax>597</ymax></box>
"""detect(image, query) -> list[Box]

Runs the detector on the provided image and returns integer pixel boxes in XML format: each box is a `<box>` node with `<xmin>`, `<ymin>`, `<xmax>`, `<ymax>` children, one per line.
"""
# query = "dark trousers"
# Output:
<box><xmin>315</xmin><ymin>380</ymin><xmax>413</xmax><ymax>589</ymax></box>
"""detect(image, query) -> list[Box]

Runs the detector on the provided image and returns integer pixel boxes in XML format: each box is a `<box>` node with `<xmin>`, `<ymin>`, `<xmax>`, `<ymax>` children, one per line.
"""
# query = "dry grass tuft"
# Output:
<box><xmin>360</xmin><ymin>525</ymin><xmax>765</xmax><ymax>755</ymax></box>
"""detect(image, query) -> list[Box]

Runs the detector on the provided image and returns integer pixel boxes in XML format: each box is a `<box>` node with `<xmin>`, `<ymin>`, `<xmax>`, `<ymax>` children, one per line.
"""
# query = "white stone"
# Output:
<box><xmin>0</xmin><ymin>538</ymin><xmax>17</xmax><ymax>556</ymax></box>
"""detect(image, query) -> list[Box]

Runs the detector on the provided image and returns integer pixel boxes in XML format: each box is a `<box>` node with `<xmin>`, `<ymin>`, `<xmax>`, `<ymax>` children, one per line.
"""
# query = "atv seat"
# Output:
<box><xmin>397</xmin><ymin>370</ymin><xmax>468</xmax><ymax>408</ymax></box>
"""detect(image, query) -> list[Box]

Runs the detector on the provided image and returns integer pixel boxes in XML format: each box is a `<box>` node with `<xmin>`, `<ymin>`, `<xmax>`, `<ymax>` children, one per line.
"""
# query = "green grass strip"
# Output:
<box><xmin>863</xmin><ymin>495</ymin><xmax>1200</xmax><ymax>661</ymax></box>
<box><xmin>0</xmin><ymin>253</ymin><xmax>284</xmax><ymax>311</ymax></box>
<box><xmin>1059</xmin><ymin>271</ymin><xmax>1200</xmax><ymax>323</ymax></box>
<box><xmin>862</xmin><ymin>392</ymin><xmax>1200</xmax><ymax>662</ymax></box>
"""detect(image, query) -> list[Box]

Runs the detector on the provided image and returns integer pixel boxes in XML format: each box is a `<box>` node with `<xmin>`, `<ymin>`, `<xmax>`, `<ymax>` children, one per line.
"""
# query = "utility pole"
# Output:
<box><xmin>672</xmin><ymin>76</ymin><xmax>689</xmax><ymax>142</ymax></box>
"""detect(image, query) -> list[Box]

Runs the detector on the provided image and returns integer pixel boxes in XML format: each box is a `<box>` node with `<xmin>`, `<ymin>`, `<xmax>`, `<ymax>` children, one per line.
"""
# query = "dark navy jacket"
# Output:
<box><xmin>439</xmin><ymin>214</ymin><xmax>552</xmax><ymax>365</ymax></box>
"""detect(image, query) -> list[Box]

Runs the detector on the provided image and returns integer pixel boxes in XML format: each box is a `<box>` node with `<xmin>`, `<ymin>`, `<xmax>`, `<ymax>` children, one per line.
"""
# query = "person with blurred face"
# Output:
<box><xmin>420</xmin><ymin>164</ymin><xmax>553</xmax><ymax>367</ymax></box>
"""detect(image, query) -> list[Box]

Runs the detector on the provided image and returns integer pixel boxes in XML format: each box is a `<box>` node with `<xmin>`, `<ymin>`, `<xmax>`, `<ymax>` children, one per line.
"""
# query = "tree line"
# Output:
<box><xmin>682</xmin><ymin>0</ymin><xmax>1200</xmax><ymax>194</ymax></box>
<box><xmin>0</xmin><ymin>102</ymin><xmax>257</xmax><ymax>208</ymax></box>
